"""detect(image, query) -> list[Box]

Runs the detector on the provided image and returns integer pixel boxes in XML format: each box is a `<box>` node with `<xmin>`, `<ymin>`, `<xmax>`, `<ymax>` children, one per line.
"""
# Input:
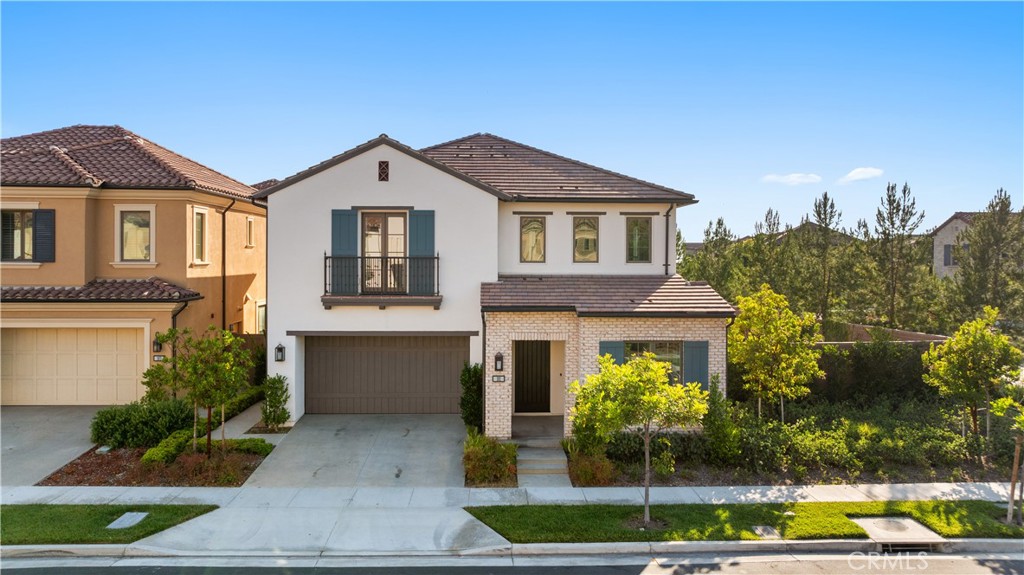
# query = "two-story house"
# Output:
<box><xmin>0</xmin><ymin>125</ymin><xmax>266</xmax><ymax>406</ymax></box>
<box><xmin>258</xmin><ymin>133</ymin><xmax>735</xmax><ymax>439</ymax></box>
<box><xmin>930</xmin><ymin>212</ymin><xmax>979</xmax><ymax>279</ymax></box>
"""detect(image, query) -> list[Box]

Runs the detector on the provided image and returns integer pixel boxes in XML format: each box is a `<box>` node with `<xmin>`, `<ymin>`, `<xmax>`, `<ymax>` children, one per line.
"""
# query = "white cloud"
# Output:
<box><xmin>760</xmin><ymin>173</ymin><xmax>822</xmax><ymax>186</ymax></box>
<box><xmin>838</xmin><ymin>167</ymin><xmax>884</xmax><ymax>184</ymax></box>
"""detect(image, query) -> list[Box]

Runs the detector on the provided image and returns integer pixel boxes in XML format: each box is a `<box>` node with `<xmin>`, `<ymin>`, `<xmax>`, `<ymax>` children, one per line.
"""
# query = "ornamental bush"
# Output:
<box><xmin>90</xmin><ymin>399</ymin><xmax>193</xmax><ymax>448</ymax></box>
<box><xmin>459</xmin><ymin>362</ymin><xmax>484</xmax><ymax>432</ymax></box>
<box><xmin>260</xmin><ymin>375</ymin><xmax>291</xmax><ymax>432</ymax></box>
<box><xmin>463</xmin><ymin>427</ymin><xmax>517</xmax><ymax>486</ymax></box>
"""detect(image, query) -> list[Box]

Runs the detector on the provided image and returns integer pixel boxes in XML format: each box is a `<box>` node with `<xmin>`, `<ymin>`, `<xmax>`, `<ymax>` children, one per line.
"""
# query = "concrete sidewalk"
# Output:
<box><xmin>1</xmin><ymin>481</ymin><xmax>1015</xmax><ymax>559</ymax></box>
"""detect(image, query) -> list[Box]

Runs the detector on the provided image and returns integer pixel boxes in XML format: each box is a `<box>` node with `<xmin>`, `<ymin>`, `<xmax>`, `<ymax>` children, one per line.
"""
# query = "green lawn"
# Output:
<box><xmin>0</xmin><ymin>504</ymin><xmax>217</xmax><ymax>545</ymax></box>
<box><xmin>467</xmin><ymin>500</ymin><xmax>1024</xmax><ymax>543</ymax></box>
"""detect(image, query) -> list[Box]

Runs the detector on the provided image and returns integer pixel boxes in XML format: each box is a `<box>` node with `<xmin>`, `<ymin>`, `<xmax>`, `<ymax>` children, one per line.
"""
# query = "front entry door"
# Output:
<box><xmin>514</xmin><ymin>341</ymin><xmax>550</xmax><ymax>413</ymax></box>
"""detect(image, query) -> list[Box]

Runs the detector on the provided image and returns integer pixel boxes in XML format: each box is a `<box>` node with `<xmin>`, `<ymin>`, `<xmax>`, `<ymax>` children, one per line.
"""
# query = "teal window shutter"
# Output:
<box><xmin>408</xmin><ymin>210</ymin><xmax>436</xmax><ymax>295</ymax></box>
<box><xmin>32</xmin><ymin>209</ymin><xmax>56</xmax><ymax>263</ymax></box>
<box><xmin>598</xmin><ymin>341</ymin><xmax>625</xmax><ymax>364</ymax></box>
<box><xmin>683</xmin><ymin>341</ymin><xmax>710</xmax><ymax>390</ymax></box>
<box><xmin>330</xmin><ymin>209</ymin><xmax>358</xmax><ymax>295</ymax></box>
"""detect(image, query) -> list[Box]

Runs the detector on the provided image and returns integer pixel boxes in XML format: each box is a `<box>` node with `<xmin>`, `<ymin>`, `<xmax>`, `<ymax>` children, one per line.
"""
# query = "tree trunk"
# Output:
<box><xmin>643</xmin><ymin>424</ymin><xmax>651</xmax><ymax>528</ymax></box>
<box><xmin>970</xmin><ymin>404</ymin><xmax>980</xmax><ymax>437</ymax></box>
<box><xmin>780</xmin><ymin>396</ymin><xmax>785</xmax><ymax>425</ymax></box>
<box><xmin>757</xmin><ymin>396</ymin><xmax>762</xmax><ymax>419</ymax></box>
<box><xmin>206</xmin><ymin>406</ymin><xmax>212</xmax><ymax>458</ymax></box>
<box><xmin>193</xmin><ymin>401</ymin><xmax>198</xmax><ymax>451</ymax></box>
<box><xmin>221</xmin><ymin>404</ymin><xmax>226</xmax><ymax>450</ymax></box>
<box><xmin>1007</xmin><ymin>436</ymin><xmax>1021</xmax><ymax>524</ymax></box>
<box><xmin>1018</xmin><ymin>461</ymin><xmax>1024</xmax><ymax>526</ymax></box>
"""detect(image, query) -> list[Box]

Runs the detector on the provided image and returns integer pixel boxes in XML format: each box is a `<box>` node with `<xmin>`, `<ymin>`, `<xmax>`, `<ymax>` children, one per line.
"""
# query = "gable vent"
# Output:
<box><xmin>378</xmin><ymin>161</ymin><xmax>389</xmax><ymax>182</ymax></box>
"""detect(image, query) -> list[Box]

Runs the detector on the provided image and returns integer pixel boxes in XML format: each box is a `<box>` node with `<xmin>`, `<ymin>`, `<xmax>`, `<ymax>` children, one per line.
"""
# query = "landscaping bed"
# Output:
<box><xmin>468</xmin><ymin>500</ymin><xmax>1024</xmax><ymax>543</ymax></box>
<box><xmin>0</xmin><ymin>504</ymin><xmax>217</xmax><ymax>545</ymax></box>
<box><xmin>38</xmin><ymin>445</ymin><xmax>266</xmax><ymax>487</ymax></box>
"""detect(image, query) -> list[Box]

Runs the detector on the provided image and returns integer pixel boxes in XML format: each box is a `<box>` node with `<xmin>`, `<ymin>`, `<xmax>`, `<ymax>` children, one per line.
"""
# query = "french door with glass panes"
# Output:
<box><xmin>362</xmin><ymin>213</ymin><xmax>407</xmax><ymax>294</ymax></box>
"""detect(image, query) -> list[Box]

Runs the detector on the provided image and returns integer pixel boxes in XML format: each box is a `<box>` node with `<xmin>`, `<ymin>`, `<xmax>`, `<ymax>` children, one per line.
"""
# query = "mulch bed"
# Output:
<box><xmin>38</xmin><ymin>445</ymin><xmax>265</xmax><ymax>487</ymax></box>
<box><xmin>245</xmin><ymin>425</ymin><xmax>292</xmax><ymax>434</ymax></box>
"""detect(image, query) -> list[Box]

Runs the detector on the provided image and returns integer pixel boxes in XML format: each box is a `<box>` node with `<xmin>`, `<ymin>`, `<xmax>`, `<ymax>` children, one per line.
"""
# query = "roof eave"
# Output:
<box><xmin>0</xmin><ymin>294</ymin><xmax>204</xmax><ymax>304</ymax></box>
<box><xmin>576</xmin><ymin>310</ymin><xmax>737</xmax><ymax>318</ymax></box>
<box><xmin>254</xmin><ymin>136</ymin><xmax>512</xmax><ymax>201</ymax></box>
<box><xmin>506</xmin><ymin>195</ymin><xmax>696</xmax><ymax>205</ymax></box>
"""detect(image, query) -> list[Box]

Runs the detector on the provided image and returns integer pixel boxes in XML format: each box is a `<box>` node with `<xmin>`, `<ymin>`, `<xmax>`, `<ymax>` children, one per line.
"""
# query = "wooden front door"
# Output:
<box><xmin>514</xmin><ymin>340</ymin><xmax>550</xmax><ymax>413</ymax></box>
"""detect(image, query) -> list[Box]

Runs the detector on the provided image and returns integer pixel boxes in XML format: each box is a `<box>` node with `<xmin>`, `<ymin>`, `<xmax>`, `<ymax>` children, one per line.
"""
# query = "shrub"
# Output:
<box><xmin>702</xmin><ymin>377</ymin><xmax>741</xmax><ymax>466</ymax></box>
<box><xmin>260</xmin><ymin>375</ymin><xmax>291</xmax><ymax>432</ymax></box>
<box><xmin>603</xmin><ymin>430</ymin><xmax>706</xmax><ymax>465</ymax></box>
<box><xmin>736</xmin><ymin>413</ymin><xmax>790</xmax><ymax>473</ymax></box>
<box><xmin>463</xmin><ymin>427</ymin><xmax>516</xmax><ymax>486</ymax></box>
<box><xmin>91</xmin><ymin>400</ymin><xmax>193</xmax><ymax>448</ymax></box>
<box><xmin>459</xmin><ymin>363</ymin><xmax>484</xmax><ymax>431</ymax></box>
<box><xmin>141</xmin><ymin>428</ymin><xmax>194</xmax><ymax>465</ymax></box>
<box><xmin>568</xmin><ymin>453</ymin><xmax>617</xmax><ymax>486</ymax></box>
<box><xmin>195</xmin><ymin>437</ymin><xmax>274</xmax><ymax>457</ymax></box>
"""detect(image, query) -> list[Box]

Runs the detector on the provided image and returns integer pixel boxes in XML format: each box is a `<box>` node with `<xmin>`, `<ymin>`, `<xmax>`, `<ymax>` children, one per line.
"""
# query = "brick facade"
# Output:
<box><xmin>483</xmin><ymin>311</ymin><xmax>729</xmax><ymax>439</ymax></box>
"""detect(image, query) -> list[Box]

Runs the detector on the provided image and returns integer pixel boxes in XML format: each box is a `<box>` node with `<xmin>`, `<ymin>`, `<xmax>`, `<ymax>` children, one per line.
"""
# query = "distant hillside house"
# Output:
<box><xmin>930</xmin><ymin>212</ymin><xmax>980</xmax><ymax>279</ymax></box>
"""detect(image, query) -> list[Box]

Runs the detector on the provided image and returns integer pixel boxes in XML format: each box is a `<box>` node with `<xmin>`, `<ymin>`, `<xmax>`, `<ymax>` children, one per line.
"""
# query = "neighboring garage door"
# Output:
<box><xmin>0</xmin><ymin>328</ymin><xmax>145</xmax><ymax>405</ymax></box>
<box><xmin>304</xmin><ymin>335</ymin><xmax>468</xmax><ymax>414</ymax></box>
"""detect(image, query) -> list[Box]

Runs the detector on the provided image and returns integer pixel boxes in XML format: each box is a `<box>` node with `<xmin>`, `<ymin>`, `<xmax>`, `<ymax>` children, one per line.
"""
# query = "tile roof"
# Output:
<box><xmin>250</xmin><ymin>178</ymin><xmax>281</xmax><ymax>191</ymax></box>
<box><xmin>1</xmin><ymin>125</ymin><xmax>256</xmax><ymax>200</ymax></box>
<box><xmin>421</xmin><ymin>133</ymin><xmax>695</xmax><ymax>203</ymax></box>
<box><xmin>481</xmin><ymin>275</ymin><xmax>735</xmax><ymax>317</ymax></box>
<box><xmin>1</xmin><ymin>277</ymin><xmax>202</xmax><ymax>303</ymax></box>
<box><xmin>929</xmin><ymin>211</ymin><xmax>983</xmax><ymax>236</ymax></box>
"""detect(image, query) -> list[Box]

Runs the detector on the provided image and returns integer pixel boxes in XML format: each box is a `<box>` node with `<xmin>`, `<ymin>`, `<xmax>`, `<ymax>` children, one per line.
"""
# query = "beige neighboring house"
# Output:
<box><xmin>930</xmin><ymin>212</ymin><xmax>979</xmax><ymax>279</ymax></box>
<box><xmin>0</xmin><ymin>125</ymin><xmax>266</xmax><ymax>406</ymax></box>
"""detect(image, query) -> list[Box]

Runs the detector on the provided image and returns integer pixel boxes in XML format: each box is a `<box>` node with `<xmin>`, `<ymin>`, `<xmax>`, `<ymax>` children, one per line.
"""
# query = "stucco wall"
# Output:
<box><xmin>483</xmin><ymin>311</ymin><xmax>728</xmax><ymax>439</ymax></box>
<box><xmin>497</xmin><ymin>202</ymin><xmax>679</xmax><ymax>276</ymax></box>
<box><xmin>265</xmin><ymin>143</ymin><xmax>500</xmax><ymax>421</ymax></box>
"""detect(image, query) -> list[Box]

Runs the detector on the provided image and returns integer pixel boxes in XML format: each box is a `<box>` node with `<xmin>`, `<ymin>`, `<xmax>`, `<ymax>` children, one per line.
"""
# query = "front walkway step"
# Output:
<box><xmin>513</xmin><ymin>437</ymin><xmax>562</xmax><ymax>449</ymax></box>
<box><xmin>516</xmin><ymin>446</ymin><xmax>571</xmax><ymax>486</ymax></box>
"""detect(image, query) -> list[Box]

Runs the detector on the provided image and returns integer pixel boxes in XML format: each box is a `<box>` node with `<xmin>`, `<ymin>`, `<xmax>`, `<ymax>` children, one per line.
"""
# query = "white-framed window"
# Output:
<box><xmin>114</xmin><ymin>204</ymin><xmax>156</xmax><ymax>264</ymax></box>
<box><xmin>192</xmin><ymin>207</ymin><xmax>208</xmax><ymax>264</ymax></box>
<box><xmin>245</xmin><ymin>216</ymin><xmax>255</xmax><ymax>248</ymax></box>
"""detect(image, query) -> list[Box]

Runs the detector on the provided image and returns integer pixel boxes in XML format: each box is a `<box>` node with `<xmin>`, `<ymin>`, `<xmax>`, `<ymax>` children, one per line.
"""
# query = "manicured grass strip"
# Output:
<box><xmin>0</xmin><ymin>504</ymin><xmax>217</xmax><ymax>545</ymax></box>
<box><xmin>467</xmin><ymin>500</ymin><xmax>1024</xmax><ymax>543</ymax></box>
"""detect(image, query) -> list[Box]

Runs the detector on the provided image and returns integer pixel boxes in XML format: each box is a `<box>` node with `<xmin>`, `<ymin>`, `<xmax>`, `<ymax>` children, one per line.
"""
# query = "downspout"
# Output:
<box><xmin>664</xmin><ymin>206</ymin><xmax>674</xmax><ymax>276</ymax></box>
<box><xmin>481</xmin><ymin>310</ymin><xmax>487</xmax><ymax>435</ymax></box>
<box><xmin>169</xmin><ymin>299</ymin><xmax>191</xmax><ymax>384</ymax></box>
<box><xmin>221</xmin><ymin>199</ymin><xmax>237</xmax><ymax>330</ymax></box>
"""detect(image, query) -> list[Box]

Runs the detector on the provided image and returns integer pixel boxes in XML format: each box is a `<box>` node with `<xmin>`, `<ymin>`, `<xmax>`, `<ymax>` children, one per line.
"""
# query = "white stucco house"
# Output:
<box><xmin>256</xmin><ymin>133</ymin><xmax>735</xmax><ymax>439</ymax></box>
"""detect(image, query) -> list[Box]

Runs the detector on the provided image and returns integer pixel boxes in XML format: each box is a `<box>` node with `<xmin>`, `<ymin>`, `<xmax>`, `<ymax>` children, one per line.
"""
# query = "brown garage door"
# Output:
<box><xmin>304</xmin><ymin>335</ymin><xmax>468</xmax><ymax>414</ymax></box>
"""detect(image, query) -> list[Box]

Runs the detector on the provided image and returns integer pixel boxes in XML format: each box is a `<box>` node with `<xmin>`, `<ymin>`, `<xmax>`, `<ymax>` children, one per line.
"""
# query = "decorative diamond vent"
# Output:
<box><xmin>378</xmin><ymin>161</ymin><xmax>389</xmax><ymax>182</ymax></box>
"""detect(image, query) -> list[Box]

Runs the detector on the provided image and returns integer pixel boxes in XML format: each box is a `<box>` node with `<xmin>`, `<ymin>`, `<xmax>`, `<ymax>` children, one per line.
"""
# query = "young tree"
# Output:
<box><xmin>869</xmin><ymin>183</ymin><xmax>927</xmax><ymax>328</ymax></box>
<box><xmin>991</xmin><ymin>397</ymin><xmax>1024</xmax><ymax>524</ymax></box>
<box><xmin>744</xmin><ymin>208</ymin><xmax>784</xmax><ymax>293</ymax></box>
<box><xmin>922</xmin><ymin>307</ymin><xmax>1023</xmax><ymax>447</ymax></box>
<box><xmin>729</xmin><ymin>284</ymin><xmax>824</xmax><ymax>421</ymax></box>
<box><xmin>954</xmin><ymin>189</ymin><xmax>1024</xmax><ymax>329</ymax></box>
<box><xmin>570</xmin><ymin>353</ymin><xmax>708</xmax><ymax>527</ymax></box>
<box><xmin>168</xmin><ymin>326</ymin><xmax>254</xmax><ymax>456</ymax></box>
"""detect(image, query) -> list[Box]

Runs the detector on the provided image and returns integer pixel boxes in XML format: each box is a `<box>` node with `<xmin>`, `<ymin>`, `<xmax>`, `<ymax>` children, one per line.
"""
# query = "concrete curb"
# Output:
<box><xmin>2</xmin><ymin>538</ymin><xmax>1019</xmax><ymax>559</ymax></box>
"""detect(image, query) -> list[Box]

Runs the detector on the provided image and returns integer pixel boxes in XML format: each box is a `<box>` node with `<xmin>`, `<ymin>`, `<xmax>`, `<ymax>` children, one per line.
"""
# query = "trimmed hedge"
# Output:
<box><xmin>90</xmin><ymin>400</ymin><xmax>193</xmax><ymax>448</ymax></box>
<box><xmin>459</xmin><ymin>363</ymin><xmax>484</xmax><ymax>431</ymax></box>
<box><xmin>141</xmin><ymin>429</ymin><xmax>194</xmax><ymax>464</ymax></box>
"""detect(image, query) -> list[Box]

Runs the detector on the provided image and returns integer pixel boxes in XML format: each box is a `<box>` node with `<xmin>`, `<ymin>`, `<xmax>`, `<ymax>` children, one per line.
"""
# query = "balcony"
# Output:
<box><xmin>322</xmin><ymin>255</ymin><xmax>442</xmax><ymax>309</ymax></box>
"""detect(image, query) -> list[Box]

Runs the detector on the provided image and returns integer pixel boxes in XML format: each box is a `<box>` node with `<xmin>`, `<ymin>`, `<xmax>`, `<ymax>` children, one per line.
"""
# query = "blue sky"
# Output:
<box><xmin>2</xmin><ymin>2</ymin><xmax>1021</xmax><ymax>236</ymax></box>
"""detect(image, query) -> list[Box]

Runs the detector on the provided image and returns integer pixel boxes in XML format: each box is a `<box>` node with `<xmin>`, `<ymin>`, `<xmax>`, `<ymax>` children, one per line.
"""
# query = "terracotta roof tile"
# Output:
<box><xmin>422</xmin><ymin>133</ymin><xmax>695</xmax><ymax>203</ymax></box>
<box><xmin>1</xmin><ymin>125</ymin><xmax>256</xmax><ymax>199</ymax></box>
<box><xmin>251</xmin><ymin>178</ymin><xmax>280</xmax><ymax>191</ymax></box>
<box><xmin>481</xmin><ymin>275</ymin><xmax>735</xmax><ymax>317</ymax></box>
<box><xmin>1</xmin><ymin>277</ymin><xmax>202</xmax><ymax>303</ymax></box>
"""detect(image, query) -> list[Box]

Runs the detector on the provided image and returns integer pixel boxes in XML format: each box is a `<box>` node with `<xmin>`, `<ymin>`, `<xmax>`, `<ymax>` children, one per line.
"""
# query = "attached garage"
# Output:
<box><xmin>304</xmin><ymin>335</ymin><xmax>468</xmax><ymax>414</ymax></box>
<box><xmin>0</xmin><ymin>327</ymin><xmax>145</xmax><ymax>405</ymax></box>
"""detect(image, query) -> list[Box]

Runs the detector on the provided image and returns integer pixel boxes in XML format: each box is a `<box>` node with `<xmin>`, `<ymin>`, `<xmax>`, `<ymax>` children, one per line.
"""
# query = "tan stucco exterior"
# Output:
<box><xmin>1</xmin><ymin>186</ymin><xmax>267</xmax><ymax>335</ymax></box>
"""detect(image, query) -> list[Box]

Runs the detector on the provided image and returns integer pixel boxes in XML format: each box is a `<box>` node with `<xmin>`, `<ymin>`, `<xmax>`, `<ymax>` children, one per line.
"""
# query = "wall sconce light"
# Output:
<box><xmin>494</xmin><ymin>352</ymin><xmax>504</xmax><ymax>372</ymax></box>
<box><xmin>274</xmin><ymin>344</ymin><xmax>286</xmax><ymax>362</ymax></box>
<box><xmin>152</xmin><ymin>339</ymin><xmax>162</xmax><ymax>353</ymax></box>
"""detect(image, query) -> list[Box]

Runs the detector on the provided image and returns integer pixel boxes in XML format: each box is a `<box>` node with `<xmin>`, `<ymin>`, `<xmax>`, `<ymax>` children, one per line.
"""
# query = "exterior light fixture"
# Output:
<box><xmin>494</xmin><ymin>352</ymin><xmax>504</xmax><ymax>372</ymax></box>
<box><xmin>274</xmin><ymin>344</ymin><xmax>286</xmax><ymax>362</ymax></box>
<box><xmin>152</xmin><ymin>339</ymin><xmax>162</xmax><ymax>353</ymax></box>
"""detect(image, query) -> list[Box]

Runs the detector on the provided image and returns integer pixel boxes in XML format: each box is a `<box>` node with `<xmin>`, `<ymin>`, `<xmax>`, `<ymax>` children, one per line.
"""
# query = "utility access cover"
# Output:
<box><xmin>106</xmin><ymin>512</ymin><xmax>148</xmax><ymax>530</ymax></box>
<box><xmin>850</xmin><ymin>517</ymin><xmax>945</xmax><ymax>544</ymax></box>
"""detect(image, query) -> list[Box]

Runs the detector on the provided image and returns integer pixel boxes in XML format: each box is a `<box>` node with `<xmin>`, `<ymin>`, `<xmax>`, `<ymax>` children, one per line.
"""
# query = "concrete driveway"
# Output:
<box><xmin>244</xmin><ymin>414</ymin><xmax>465</xmax><ymax>488</ymax></box>
<box><xmin>1</xmin><ymin>406</ymin><xmax>100</xmax><ymax>486</ymax></box>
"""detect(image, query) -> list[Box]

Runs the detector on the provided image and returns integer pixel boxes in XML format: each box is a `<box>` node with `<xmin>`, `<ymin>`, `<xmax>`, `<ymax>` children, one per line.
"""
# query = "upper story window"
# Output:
<box><xmin>245</xmin><ymin>216</ymin><xmax>255</xmax><ymax>248</ymax></box>
<box><xmin>573</xmin><ymin>216</ymin><xmax>599</xmax><ymax>263</ymax></box>
<box><xmin>115</xmin><ymin>205</ymin><xmax>155</xmax><ymax>264</ymax></box>
<box><xmin>520</xmin><ymin>216</ymin><xmax>546</xmax><ymax>263</ymax></box>
<box><xmin>626</xmin><ymin>217</ymin><xmax>652</xmax><ymax>263</ymax></box>
<box><xmin>2</xmin><ymin>210</ymin><xmax>33</xmax><ymax>261</ymax></box>
<box><xmin>193</xmin><ymin>207</ymin><xmax>208</xmax><ymax>264</ymax></box>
